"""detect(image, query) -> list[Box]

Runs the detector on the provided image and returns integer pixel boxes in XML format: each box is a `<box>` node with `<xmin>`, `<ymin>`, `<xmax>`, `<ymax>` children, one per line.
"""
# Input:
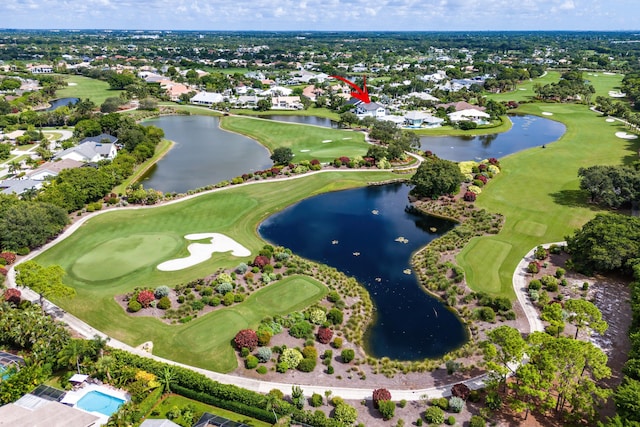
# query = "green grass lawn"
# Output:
<box><xmin>457</xmin><ymin>102</ymin><xmax>640</xmax><ymax>298</ymax></box>
<box><xmin>220</xmin><ymin>116</ymin><xmax>369</xmax><ymax>162</ymax></box>
<box><xmin>485</xmin><ymin>71</ymin><xmax>562</xmax><ymax>103</ymax></box>
<box><xmin>13</xmin><ymin>144</ymin><xmax>36</xmax><ymax>152</ymax></box>
<box><xmin>230</xmin><ymin>107</ymin><xmax>340</xmax><ymax>121</ymax></box>
<box><xmin>157</xmin><ymin>103</ymin><xmax>223</xmax><ymax>117</ymax></box>
<box><xmin>485</xmin><ymin>70</ymin><xmax>624</xmax><ymax>103</ymax></box>
<box><xmin>150</xmin><ymin>394</ymin><xmax>272</xmax><ymax>427</ymax></box>
<box><xmin>55</xmin><ymin>75</ymin><xmax>122</xmax><ymax>105</ymax></box>
<box><xmin>34</xmin><ymin>171</ymin><xmax>396</xmax><ymax>371</ymax></box>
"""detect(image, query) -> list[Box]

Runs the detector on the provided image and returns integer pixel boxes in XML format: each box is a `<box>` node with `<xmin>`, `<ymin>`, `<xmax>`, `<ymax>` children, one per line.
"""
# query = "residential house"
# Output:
<box><xmin>260</xmin><ymin>86</ymin><xmax>293</xmax><ymax>97</ymax></box>
<box><xmin>402</xmin><ymin>111</ymin><xmax>444</xmax><ymax>128</ymax></box>
<box><xmin>26</xmin><ymin>159</ymin><xmax>84</xmax><ymax>181</ymax></box>
<box><xmin>355</xmin><ymin>101</ymin><xmax>386</xmax><ymax>118</ymax></box>
<box><xmin>190</xmin><ymin>91</ymin><xmax>224</xmax><ymax>106</ymax></box>
<box><xmin>163</xmin><ymin>83</ymin><xmax>192</xmax><ymax>102</ymax></box>
<box><xmin>234</xmin><ymin>95</ymin><xmax>259</xmax><ymax>108</ymax></box>
<box><xmin>448</xmin><ymin>109</ymin><xmax>491</xmax><ymax>123</ymax></box>
<box><xmin>0</xmin><ymin>179</ymin><xmax>43</xmax><ymax>196</ymax></box>
<box><xmin>54</xmin><ymin>134</ymin><xmax>118</xmax><ymax>162</ymax></box>
<box><xmin>27</xmin><ymin>64</ymin><xmax>54</xmax><ymax>74</ymax></box>
<box><xmin>271</xmin><ymin>96</ymin><xmax>303</xmax><ymax>110</ymax></box>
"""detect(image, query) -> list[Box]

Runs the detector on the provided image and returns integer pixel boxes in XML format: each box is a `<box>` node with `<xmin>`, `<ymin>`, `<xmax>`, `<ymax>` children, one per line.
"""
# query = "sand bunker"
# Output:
<box><xmin>606</xmin><ymin>118</ymin><xmax>615</xmax><ymax>123</ymax></box>
<box><xmin>609</xmin><ymin>91</ymin><xmax>626</xmax><ymax>98</ymax></box>
<box><xmin>157</xmin><ymin>233</ymin><xmax>250</xmax><ymax>271</ymax></box>
<box><xmin>542</xmin><ymin>112</ymin><xmax>553</xmax><ymax>116</ymax></box>
<box><xmin>322</xmin><ymin>139</ymin><xmax>332</xmax><ymax>143</ymax></box>
<box><xmin>300</xmin><ymin>149</ymin><xmax>310</xmax><ymax>152</ymax></box>
<box><xmin>615</xmin><ymin>132</ymin><xmax>638</xmax><ymax>140</ymax></box>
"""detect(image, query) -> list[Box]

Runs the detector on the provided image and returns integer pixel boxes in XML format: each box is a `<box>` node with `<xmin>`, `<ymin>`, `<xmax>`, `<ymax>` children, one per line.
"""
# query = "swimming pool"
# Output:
<box><xmin>75</xmin><ymin>390</ymin><xmax>125</xmax><ymax>416</ymax></box>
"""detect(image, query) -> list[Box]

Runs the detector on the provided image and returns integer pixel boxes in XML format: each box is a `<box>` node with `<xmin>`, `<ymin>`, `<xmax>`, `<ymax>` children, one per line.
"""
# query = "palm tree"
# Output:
<box><xmin>159</xmin><ymin>366</ymin><xmax>174</xmax><ymax>393</ymax></box>
<box><xmin>264</xmin><ymin>392</ymin><xmax>282</xmax><ymax>423</ymax></box>
<box><xmin>94</xmin><ymin>355</ymin><xmax>114</xmax><ymax>382</ymax></box>
<box><xmin>7</xmin><ymin>160</ymin><xmax>21</xmax><ymax>174</ymax></box>
<box><xmin>58</xmin><ymin>338</ymin><xmax>87</xmax><ymax>373</ymax></box>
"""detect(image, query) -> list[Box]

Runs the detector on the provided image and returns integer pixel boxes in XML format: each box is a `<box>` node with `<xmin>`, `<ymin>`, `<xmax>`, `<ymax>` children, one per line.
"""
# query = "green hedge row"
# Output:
<box><xmin>110</xmin><ymin>350</ymin><xmax>342</xmax><ymax>427</ymax></box>
<box><xmin>137</xmin><ymin>387</ymin><xmax>164</xmax><ymax>419</ymax></box>
<box><xmin>172</xmin><ymin>384</ymin><xmax>275</xmax><ymax>424</ymax></box>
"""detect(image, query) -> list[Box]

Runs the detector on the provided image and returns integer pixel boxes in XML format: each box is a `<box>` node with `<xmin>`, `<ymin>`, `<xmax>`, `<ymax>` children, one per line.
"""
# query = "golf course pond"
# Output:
<box><xmin>259</xmin><ymin>182</ymin><xmax>468</xmax><ymax>360</ymax></box>
<box><xmin>44</xmin><ymin>97</ymin><xmax>79</xmax><ymax>111</ymax></box>
<box><xmin>420</xmin><ymin>114</ymin><xmax>566</xmax><ymax>162</ymax></box>
<box><xmin>256</xmin><ymin>114</ymin><xmax>339</xmax><ymax>128</ymax></box>
<box><xmin>141</xmin><ymin>115</ymin><xmax>273</xmax><ymax>193</ymax></box>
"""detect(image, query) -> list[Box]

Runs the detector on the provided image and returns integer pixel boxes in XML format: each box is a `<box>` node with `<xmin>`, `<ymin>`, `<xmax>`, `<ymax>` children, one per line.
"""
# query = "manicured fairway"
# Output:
<box><xmin>457</xmin><ymin>102</ymin><xmax>640</xmax><ymax>298</ymax></box>
<box><xmin>231</xmin><ymin>106</ymin><xmax>340</xmax><ymax>121</ymax></box>
<box><xmin>34</xmin><ymin>171</ymin><xmax>396</xmax><ymax>371</ymax></box>
<box><xmin>486</xmin><ymin>71</ymin><xmax>562</xmax><ymax>103</ymax></box>
<box><xmin>220</xmin><ymin>115</ymin><xmax>369</xmax><ymax>162</ymax></box>
<box><xmin>55</xmin><ymin>75</ymin><xmax>122</xmax><ymax>105</ymax></box>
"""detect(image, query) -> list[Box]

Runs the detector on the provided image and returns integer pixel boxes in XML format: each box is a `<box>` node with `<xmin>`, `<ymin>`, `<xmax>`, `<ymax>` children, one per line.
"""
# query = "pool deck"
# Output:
<box><xmin>60</xmin><ymin>383</ymin><xmax>128</xmax><ymax>426</ymax></box>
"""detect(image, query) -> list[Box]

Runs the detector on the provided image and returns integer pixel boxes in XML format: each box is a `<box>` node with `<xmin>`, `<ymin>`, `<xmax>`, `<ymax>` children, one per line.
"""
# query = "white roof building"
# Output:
<box><xmin>190</xmin><ymin>92</ymin><xmax>224</xmax><ymax>106</ymax></box>
<box><xmin>448</xmin><ymin>109</ymin><xmax>491</xmax><ymax>122</ymax></box>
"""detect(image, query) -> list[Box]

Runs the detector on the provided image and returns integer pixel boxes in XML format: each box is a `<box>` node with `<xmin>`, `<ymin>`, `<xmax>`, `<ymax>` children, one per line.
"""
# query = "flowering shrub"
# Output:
<box><xmin>474</xmin><ymin>174</ymin><xmax>488</xmax><ymax>184</ymax></box>
<box><xmin>463</xmin><ymin>191</ymin><xmax>476</xmax><ymax>202</ymax></box>
<box><xmin>467</xmin><ymin>185</ymin><xmax>482</xmax><ymax>195</ymax></box>
<box><xmin>308</xmin><ymin>308</ymin><xmax>326</xmax><ymax>325</ymax></box>
<box><xmin>478</xmin><ymin>163</ymin><xmax>488</xmax><ymax>171</ymax></box>
<box><xmin>339</xmin><ymin>156</ymin><xmax>350</xmax><ymax>165</ymax></box>
<box><xmin>310</xmin><ymin>159</ymin><xmax>320</xmax><ymax>166</ymax></box>
<box><xmin>154</xmin><ymin>286</ymin><xmax>170</xmax><ymax>298</ymax></box>
<box><xmin>137</xmin><ymin>290</ymin><xmax>155</xmax><ymax>308</ymax></box>
<box><xmin>256</xmin><ymin>347</ymin><xmax>272</xmax><ymax>363</ymax></box>
<box><xmin>372</xmin><ymin>388</ymin><xmax>392</xmax><ymax>408</ymax></box>
<box><xmin>458</xmin><ymin>161</ymin><xmax>477</xmax><ymax>175</ymax></box>
<box><xmin>451</xmin><ymin>383</ymin><xmax>471</xmax><ymax>400</ymax></box>
<box><xmin>234</xmin><ymin>329</ymin><xmax>258</xmax><ymax>351</ymax></box>
<box><xmin>488</xmin><ymin>165</ymin><xmax>500</xmax><ymax>174</ymax></box>
<box><xmin>527</xmin><ymin>261</ymin><xmax>541</xmax><ymax>274</ymax></box>
<box><xmin>487</xmin><ymin>157</ymin><xmax>500</xmax><ymax>165</ymax></box>
<box><xmin>317</xmin><ymin>326</ymin><xmax>333</xmax><ymax>344</ymax></box>
<box><xmin>279</xmin><ymin>348</ymin><xmax>303</xmax><ymax>370</ymax></box>
<box><xmin>252</xmin><ymin>255</ymin><xmax>270</xmax><ymax>270</ymax></box>
<box><xmin>3</xmin><ymin>288</ymin><xmax>21</xmax><ymax>305</ymax></box>
<box><xmin>0</xmin><ymin>252</ymin><xmax>16</xmax><ymax>265</ymax></box>
<box><xmin>0</xmin><ymin>267</ymin><xmax>7</xmax><ymax>276</ymax></box>
<box><xmin>216</xmin><ymin>282</ymin><xmax>233</xmax><ymax>295</ymax></box>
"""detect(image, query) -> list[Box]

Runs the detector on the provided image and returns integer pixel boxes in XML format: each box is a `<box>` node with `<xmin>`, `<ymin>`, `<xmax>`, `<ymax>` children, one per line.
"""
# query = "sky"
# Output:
<box><xmin>2</xmin><ymin>0</ymin><xmax>639</xmax><ymax>32</ymax></box>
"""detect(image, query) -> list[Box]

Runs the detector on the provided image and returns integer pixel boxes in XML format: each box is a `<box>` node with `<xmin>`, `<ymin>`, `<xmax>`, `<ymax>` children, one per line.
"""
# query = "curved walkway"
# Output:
<box><xmin>6</xmin><ymin>172</ymin><xmax>549</xmax><ymax>401</ymax></box>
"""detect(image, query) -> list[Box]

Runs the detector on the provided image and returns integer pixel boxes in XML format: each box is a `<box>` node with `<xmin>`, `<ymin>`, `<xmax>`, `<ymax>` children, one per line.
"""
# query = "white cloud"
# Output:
<box><xmin>0</xmin><ymin>0</ymin><xmax>635</xmax><ymax>30</ymax></box>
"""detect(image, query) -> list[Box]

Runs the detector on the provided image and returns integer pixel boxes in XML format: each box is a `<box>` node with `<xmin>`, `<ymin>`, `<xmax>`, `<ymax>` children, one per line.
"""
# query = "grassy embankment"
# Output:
<box><xmin>34</xmin><ymin>171</ymin><xmax>397</xmax><ymax>372</ymax></box>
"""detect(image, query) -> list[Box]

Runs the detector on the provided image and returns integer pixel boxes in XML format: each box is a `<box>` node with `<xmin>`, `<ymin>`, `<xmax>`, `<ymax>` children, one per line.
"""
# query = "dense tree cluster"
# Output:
<box><xmin>483</xmin><ymin>325</ymin><xmax>611</xmax><ymax>423</ymax></box>
<box><xmin>534</xmin><ymin>70</ymin><xmax>596</xmax><ymax>104</ymax></box>
<box><xmin>578</xmin><ymin>164</ymin><xmax>640</xmax><ymax>209</ymax></box>
<box><xmin>410</xmin><ymin>156</ymin><xmax>464</xmax><ymax>198</ymax></box>
<box><xmin>566</xmin><ymin>213</ymin><xmax>640</xmax><ymax>274</ymax></box>
<box><xmin>0</xmin><ymin>194</ymin><xmax>68</xmax><ymax>251</ymax></box>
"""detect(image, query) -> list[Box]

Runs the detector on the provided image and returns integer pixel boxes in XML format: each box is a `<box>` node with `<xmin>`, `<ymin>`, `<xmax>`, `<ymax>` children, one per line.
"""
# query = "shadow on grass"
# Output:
<box><xmin>549</xmin><ymin>189</ymin><xmax>598</xmax><ymax>210</ymax></box>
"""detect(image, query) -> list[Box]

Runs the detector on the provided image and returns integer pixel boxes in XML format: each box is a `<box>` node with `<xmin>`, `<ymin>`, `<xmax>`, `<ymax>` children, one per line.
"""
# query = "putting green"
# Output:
<box><xmin>513</xmin><ymin>220</ymin><xmax>547</xmax><ymax>237</ymax></box>
<box><xmin>459</xmin><ymin>238</ymin><xmax>512</xmax><ymax>293</ymax></box>
<box><xmin>71</xmin><ymin>234</ymin><xmax>181</xmax><ymax>281</ymax></box>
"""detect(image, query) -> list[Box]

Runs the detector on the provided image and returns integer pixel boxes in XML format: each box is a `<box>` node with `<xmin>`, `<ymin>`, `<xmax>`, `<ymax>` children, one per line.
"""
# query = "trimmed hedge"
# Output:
<box><xmin>137</xmin><ymin>386</ymin><xmax>163</xmax><ymax>418</ymax></box>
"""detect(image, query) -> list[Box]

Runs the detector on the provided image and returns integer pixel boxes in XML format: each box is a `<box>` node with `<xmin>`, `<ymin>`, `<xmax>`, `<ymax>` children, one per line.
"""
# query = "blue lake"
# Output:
<box><xmin>141</xmin><ymin>115</ymin><xmax>273</xmax><ymax>194</ymax></box>
<box><xmin>45</xmin><ymin>97</ymin><xmax>79</xmax><ymax>111</ymax></box>
<box><xmin>257</xmin><ymin>115</ymin><xmax>338</xmax><ymax>128</ymax></box>
<box><xmin>419</xmin><ymin>115</ymin><xmax>566</xmax><ymax>161</ymax></box>
<box><xmin>259</xmin><ymin>183</ymin><xmax>468</xmax><ymax>360</ymax></box>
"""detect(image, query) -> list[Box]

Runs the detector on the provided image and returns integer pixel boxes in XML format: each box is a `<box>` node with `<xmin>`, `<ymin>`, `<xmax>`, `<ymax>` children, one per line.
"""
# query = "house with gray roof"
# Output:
<box><xmin>54</xmin><ymin>139</ymin><xmax>117</xmax><ymax>163</ymax></box>
<box><xmin>355</xmin><ymin>101</ymin><xmax>386</xmax><ymax>118</ymax></box>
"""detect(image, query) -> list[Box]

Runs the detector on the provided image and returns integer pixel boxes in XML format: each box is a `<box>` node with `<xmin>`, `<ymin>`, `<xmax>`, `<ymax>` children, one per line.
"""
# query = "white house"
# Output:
<box><xmin>190</xmin><ymin>92</ymin><xmax>224</xmax><ymax>106</ymax></box>
<box><xmin>260</xmin><ymin>86</ymin><xmax>293</xmax><ymax>97</ymax></box>
<box><xmin>28</xmin><ymin>64</ymin><xmax>54</xmax><ymax>74</ymax></box>
<box><xmin>271</xmin><ymin>96</ymin><xmax>303</xmax><ymax>110</ymax></box>
<box><xmin>355</xmin><ymin>101</ymin><xmax>386</xmax><ymax>118</ymax></box>
<box><xmin>54</xmin><ymin>134</ymin><xmax>118</xmax><ymax>163</ymax></box>
<box><xmin>448</xmin><ymin>109</ymin><xmax>491</xmax><ymax>123</ymax></box>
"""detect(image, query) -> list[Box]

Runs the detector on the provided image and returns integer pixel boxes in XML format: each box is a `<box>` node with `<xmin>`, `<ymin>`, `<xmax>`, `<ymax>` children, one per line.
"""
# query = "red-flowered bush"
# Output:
<box><xmin>463</xmin><ymin>191</ymin><xmax>476</xmax><ymax>202</ymax></box>
<box><xmin>478</xmin><ymin>163</ymin><xmax>488</xmax><ymax>171</ymax></box>
<box><xmin>0</xmin><ymin>252</ymin><xmax>17</xmax><ymax>265</ymax></box>
<box><xmin>3</xmin><ymin>288</ymin><xmax>21</xmax><ymax>305</ymax></box>
<box><xmin>317</xmin><ymin>326</ymin><xmax>333</xmax><ymax>344</ymax></box>
<box><xmin>234</xmin><ymin>329</ymin><xmax>258</xmax><ymax>351</ymax></box>
<box><xmin>474</xmin><ymin>174</ymin><xmax>488</xmax><ymax>184</ymax></box>
<box><xmin>372</xmin><ymin>388</ymin><xmax>392</xmax><ymax>409</ymax></box>
<box><xmin>270</xmin><ymin>167</ymin><xmax>281</xmax><ymax>175</ymax></box>
<box><xmin>339</xmin><ymin>156</ymin><xmax>350</xmax><ymax>165</ymax></box>
<box><xmin>310</xmin><ymin>159</ymin><xmax>320</xmax><ymax>166</ymax></box>
<box><xmin>451</xmin><ymin>383</ymin><xmax>471</xmax><ymax>400</ymax></box>
<box><xmin>253</xmin><ymin>255</ymin><xmax>270</xmax><ymax>269</ymax></box>
<box><xmin>0</xmin><ymin>267</ymin><xmax>7</xmax><ymax>277</ymax></box>
<box><xmin>137</xmin><ymin>290</ymin><xmax>155</xmax><ymax>308</ymax></box>
<box><xmin>487</xmin><ymin>157</ymin><xmax>500</xmax><ymax>166</ymax></box>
